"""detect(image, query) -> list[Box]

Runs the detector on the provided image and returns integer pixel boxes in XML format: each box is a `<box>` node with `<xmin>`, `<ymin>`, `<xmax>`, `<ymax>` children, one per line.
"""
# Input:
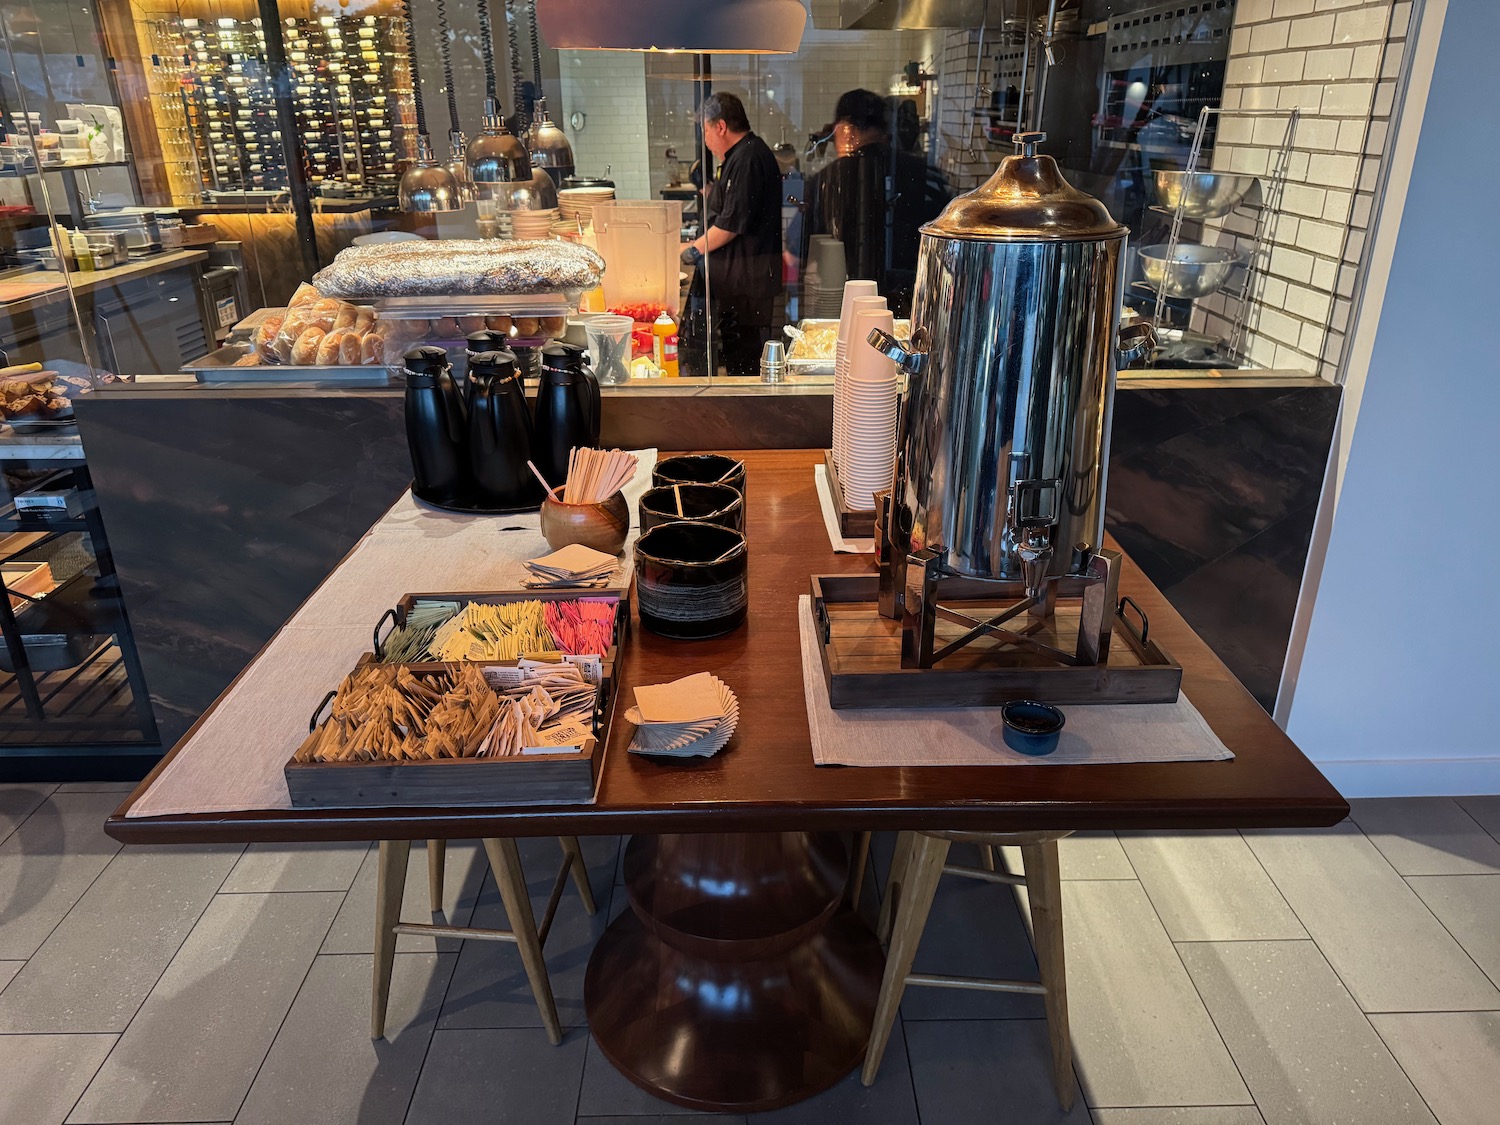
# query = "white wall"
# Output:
<box><xmin>1283</xmin><ymin>0</ymin><xmax>1498</xmax><ymax>797</ymax></box>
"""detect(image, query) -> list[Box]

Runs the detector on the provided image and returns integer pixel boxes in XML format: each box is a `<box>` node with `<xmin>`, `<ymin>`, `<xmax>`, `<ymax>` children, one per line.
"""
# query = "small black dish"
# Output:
<box><xmin>640</xmin><ymin>482</ymin><xmax>745</xmax><ymax>534</ymax></box>
<box><xmin>1001</xmin><ymin>700</ymin><xmax>1065</xmax><ymax>756</ymax></box>
<box><xmin>652</xmin><ymin>454</ymin><xmax>746</xmax><ymax>498</ymax></box>
<box><xmin>635</xmin><ymin>520</ymin><xmax>748</xmax><ymax>639</ymax></box>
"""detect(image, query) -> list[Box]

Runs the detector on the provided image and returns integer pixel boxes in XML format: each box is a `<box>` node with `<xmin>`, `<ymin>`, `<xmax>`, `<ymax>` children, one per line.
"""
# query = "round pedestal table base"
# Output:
<box><xmin>584</xmin><ymin>831</ymin><xmax>884</xmax><ymax>1112</ymax></box>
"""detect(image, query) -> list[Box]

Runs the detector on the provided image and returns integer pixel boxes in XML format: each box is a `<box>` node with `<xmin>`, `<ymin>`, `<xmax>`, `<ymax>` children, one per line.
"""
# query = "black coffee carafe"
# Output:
<box><xmin>466</xmin><ymin>350</ymin><xmax>544</xmax><ymax>509</ymax></box>
<box><xmin>532</xmin><ymin>341</ymin><xmax>602</xmax><ymax>486</ymax></box>
<box><xmin>404</xmin><ymin>346</ymin><xmax>466</xmax><ymax>502</ymax></box>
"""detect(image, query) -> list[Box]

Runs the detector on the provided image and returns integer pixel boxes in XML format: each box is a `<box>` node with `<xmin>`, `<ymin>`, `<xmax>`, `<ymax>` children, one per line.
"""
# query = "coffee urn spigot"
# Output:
<box><xmin>867</xmin><ymin>327</ymin><xmax>927</xmax><ymax>376</ymax></box>
<box><xmin>1016</xmin><ymin>526</ymin><xmax>1054</xmax><ymax>601</ymax></box>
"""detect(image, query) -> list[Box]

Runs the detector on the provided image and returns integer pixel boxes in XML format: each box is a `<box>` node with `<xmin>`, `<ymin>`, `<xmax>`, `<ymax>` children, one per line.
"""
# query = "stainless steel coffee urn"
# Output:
<box><xmin>871</xmin><ymin>133</ymin><xmax>1152</xmax><ymax>668</ymax></box>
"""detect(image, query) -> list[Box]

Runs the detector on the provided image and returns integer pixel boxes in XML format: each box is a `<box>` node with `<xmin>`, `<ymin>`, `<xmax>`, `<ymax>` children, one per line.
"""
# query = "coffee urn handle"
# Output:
<box><xmin>868</xmin><ymin>326</ymin><xmax>928</xmax><ymax>376</ymax></box>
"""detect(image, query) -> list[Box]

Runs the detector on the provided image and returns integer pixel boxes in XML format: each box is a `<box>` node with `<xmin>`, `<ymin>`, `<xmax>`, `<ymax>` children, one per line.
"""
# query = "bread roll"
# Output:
<box><xmin>513</xmin><ymin>317</ymin><xmax>540</xmax><ymax>338</ymax></box>
<box><xmin>331</xmin><ymin>302</ymin><xmax>359</xmax><ymax>331</ymax></box>
<box><xmin>353</xmin><ymin>305</ymin><xmax>377</xmax><ymax>334</ymax></box>
<box><xmin>486</xmin><ymin>314</ymin><xmax>512</xmax><ymax>334</ymax></box>
<box><xmin>540</xmin><ymin>315</ymin><xmax>566</xmax><ymax>336</ymax></box>
<box><xmin>289</xmin><ymin>282</ymin><xmax>319</xmax><ymax>307</ymax></box>
<box><xmin>340</xmin><ymin>330</ymin><xmax>364</xmax><ymax>365</ymax></box>
<box><xmin>433</xmin><ymin>316</ymin><xmax>461</xmax><ymax>338</ymax></box>
<box><xmin>255</xmin><ymin>315</ymin><xmax>284</xmax><ymax>363</ymax></box>
<box><xmin>361</xmin><ymin>332</ymin><xmax>386</xmax><ymax>365</ymax></box>
<box><xmin>458</xmin><ymin>315</ymin><xmax>487</xmax><ymax>333</ymax></box>
<box><xmin>292</xmin><ymin>327</ymin><xmax>325</xmax><ymax>365</ymax></box>
<box><xmin>315</xmin><ymin>328</ymin><xmax>347</xmax><ymax>365</ymax></box>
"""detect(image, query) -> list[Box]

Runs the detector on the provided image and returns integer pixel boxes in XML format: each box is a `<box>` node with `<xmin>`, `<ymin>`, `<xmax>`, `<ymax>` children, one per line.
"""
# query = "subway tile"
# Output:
<box><xmin>1117</xmin><ymin>833</ymin><xmax>1305</xmax><ymax>942</ymax></box>
<box><xmin>321</xmin><ymin>839</ymin><xmax>485</xmax><ymax>954</ymax></box>
<box><xmin>1369</xmin><ymin>1012</ymin><xmax>1500</xmax><ymax>1125</ymax></box>
<box><xmin>1298</xmin><ymin>322</ymin><xmax>1327</xmax><ymax>355</ymax></box>
<box><xmin>1250</xmin><ymin>21</ymin><xmax>1291</xmax><ymax>53</ymax></box>
<box><xmin>407</xmin><ymin>1028</ymin><xmax>587</xmax><ymax>1125</ymax></box>
<box><xmin>1322</xmin><ymin>187</ymin><xmax>1355</xmax><ymax>222</ymax></box>
<box><xmin>1263</xmin><ymin>51</ymin><xmax>1307</xmax><ymax>84</ymax></box>
<box><xmin>1180</xmin><ymin>941</ymin><xmax>1437</xmax><ymax>1125</ymax></box>
<box><xmin>1270</xmin><ymin>245</ymin><xmax>1316</xmax><ymax>285</ymax></box>
<box><xmin>1241</xmin><ymin>0</ymin><xmax>1277</xmax><ymax>20</ymax></box>
<box><xmin>1281</xmin><ymin>183</ymin><xmax>1328</xmax><ymax>218</ymax></box>
<box><xmin>1244</xmin><ymin>824</ymin><xmax>1500</xmax><ymax>1012</ymax></box>
<box><xmin>1292</xmin><ymin>116</ymin><xmax>1339</xmax><ymax>150</ymax></box>
<box><xmin>0</xmin><ymin>1033</ymin><xmax>115</xmax><ymax>1125</ymax></box>
<box><xmin>221</xmin><ymin>840</ymin><xmax>370</xmax><ymax>893</ymax></box>
<box><xmin>1092</xmin><ymin>1111</ymin><xmax>1265</xmax><ymax>1125</ymax></box>
<box><xmin>1408</xmin><ymin>875</ymin><xmax>1500</xmax><ymax>987</ymax></box>
<box><xmin>905</xmin><ymin>1020</ymin><xmax>1089</xmax><ymax>1123</ymax></box>
<box><xmin>1351</xmin><ymin>42</ymin><xmax>1384</xmax><ymax>78</ymax></box>
<box><xmin>0</xmin><ymin>843</ymin><xmax>242</xmax><ymax>1033</ymax></box>
<box><xmin>1286</xmin><ymin>149</ymin><xmax>1311</xmax><ymax>179</ymax></box>
<box><xmin>1350</xmin><ymin>797</ymin><xmax>1500</xmax><ymax>875</ymax></box>
<box><xmin>1284</xmin><ymin>285</ymin><xmax>1334</xmax><ymax>322</ymax></box>
<box><xmin>236</xmin><ymin>952</ymin><xmax>455</xmax><ymax>1125</ymax></box>
<box><xmin>0</xmin><ymin>792</ymin><xmax>123</xmax><ymax>959</ymax></box>
<box><xmin>67</xmin><ymin>890</ymin><xmax>343</xmax><ymax>1124</ymax></box>
<box><xmin>1318</xmin><ymin>80</ymin><xmax>1376</xmax><ymax>118</ymax></box>
<box><xmin>1059</xmin><ymin>881</ymin><xmax>1248</xmax><ymax>1107</ymax></box>
<box><xmin>1308</xmin><ymin>151</ymin><xmax>1360</xmax><ymax>188</ymax></box>
<box><xmin>1295</xmin><ymin>219</ymin><xmax>1347</xmax><ymax>257</ymax></box>
<box><xmin>1288</xmin><ymin>13</ymin><xmax>1336</xmax><ymax>47</ymax></box>
<box><xmin>1311</xmin><ymin>257</ymin><xmax>1339</xmax><ymax>289</ymax></box>
<box><xmin>1228</xmin><ymin>57</ymin><xmax>1265</xmax><ymax>86</ymax></box>
<box><xmin>0</xmin><ymin>783</ymin><xmax>53</xmax><ymax>845</ymax></box>
<box><xmin>1335</xmin><ymin>6</ymin><xmax>1393</xmax><ymax>42</ymax></box>
<box><xmin>1280</xmin><ymin>82</ymin><xmax>1323</xmax><ymax>111</ymax></box>
<box><xmin>1272</xmin><ymin>0</ymin><xmax>1316</xmax><ymax>16</ymax></box>
<box><xmin>1241</xmin><ymin>84</ymin><xmax>1281</xmax><ymax>111</ymax></box>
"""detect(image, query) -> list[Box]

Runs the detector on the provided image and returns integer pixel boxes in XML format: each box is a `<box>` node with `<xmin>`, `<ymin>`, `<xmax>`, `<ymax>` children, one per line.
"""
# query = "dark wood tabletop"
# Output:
<box><xmin>106</xmin><ymin>448</ymin><xmax>1347</xmax><ymax>844</ymax></box>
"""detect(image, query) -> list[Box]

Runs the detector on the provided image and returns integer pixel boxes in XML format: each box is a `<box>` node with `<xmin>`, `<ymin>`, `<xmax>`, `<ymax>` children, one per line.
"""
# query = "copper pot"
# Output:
<box><xmin>539</xmin><ymin>492</ymin><xmax>630</xmax><ymax>555</ymax></box>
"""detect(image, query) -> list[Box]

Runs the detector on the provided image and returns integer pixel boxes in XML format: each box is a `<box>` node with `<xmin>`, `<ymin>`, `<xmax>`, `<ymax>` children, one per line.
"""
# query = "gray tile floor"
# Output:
<box><xmin>1</xmin><ymin>786</ymin><xmax>1498</xmax><ymax>1124</ymax></box>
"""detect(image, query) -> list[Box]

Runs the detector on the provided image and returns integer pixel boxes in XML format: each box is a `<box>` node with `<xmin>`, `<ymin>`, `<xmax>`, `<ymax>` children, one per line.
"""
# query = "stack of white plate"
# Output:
<box><xmin>835</xmin><ymin>305</ymin><xmax>901</xmax><ymax>511</ymax></box>
<box><xmin>558</xmin><ymin>185</ymin><xmax>614</xmax><ymax>229</ymax></box>
<box><xmin>508</xmin><ymin>208</ymin><xmax>560</xmax><ymax>240</ymax></box>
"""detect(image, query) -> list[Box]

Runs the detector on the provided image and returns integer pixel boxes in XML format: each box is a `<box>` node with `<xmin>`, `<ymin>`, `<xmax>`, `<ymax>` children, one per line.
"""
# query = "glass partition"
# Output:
<box><xmin>0</xmin><ymin>0</ymin><xmax>1413</xmax><ymax>386</ymax></box>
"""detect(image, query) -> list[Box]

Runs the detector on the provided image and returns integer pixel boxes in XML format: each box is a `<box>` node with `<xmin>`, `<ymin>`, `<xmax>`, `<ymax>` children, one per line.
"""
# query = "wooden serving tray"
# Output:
<box><xmin>285</xmin><ymin>655</ymin><xmax>617</xmax><ymax>808</ymax></box>
<box><xmin>823</xmin><ymin>450</ymin><xmax>876</xmax><ymax>538</ymax></box>
<box><xmin>811</xmin><ymin>574</ymin><xmax>1183</xmax><ymax>708</ymax></box>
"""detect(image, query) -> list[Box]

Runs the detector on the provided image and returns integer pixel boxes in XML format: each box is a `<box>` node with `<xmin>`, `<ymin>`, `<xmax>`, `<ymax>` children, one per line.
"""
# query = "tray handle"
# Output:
<box><xmin>1117</xmin><ymin>596</ymin><xmax>1149</xmax><ymax>646</ymax></box>
<box><xmin>309</xmin><ymin>688</ymin><xmax>337</xmax><ymax>733</ymax></box>
<box><xmin>372</xmin><ymin>607</ymin><xmax>398</xmax><ymax>659</ymax></box>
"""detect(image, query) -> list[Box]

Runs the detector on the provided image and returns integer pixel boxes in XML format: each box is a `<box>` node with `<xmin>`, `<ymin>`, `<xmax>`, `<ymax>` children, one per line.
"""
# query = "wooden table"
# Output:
<box><xmin>108</xmin><ymin>449</ymin><xmax>1347</xmax><ymax>1112</ymax></box>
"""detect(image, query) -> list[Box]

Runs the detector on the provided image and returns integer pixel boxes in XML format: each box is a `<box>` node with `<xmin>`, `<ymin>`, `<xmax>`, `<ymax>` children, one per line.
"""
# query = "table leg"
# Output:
<box><xmin>585</xmin><ymin>831</ymin><xmax>885</xmax><ymax>1112</ymax></box>
<box><xmin>371</xmin><ymin>838</ymin><xmax>411</xmax><ymax>1039</ymax></box>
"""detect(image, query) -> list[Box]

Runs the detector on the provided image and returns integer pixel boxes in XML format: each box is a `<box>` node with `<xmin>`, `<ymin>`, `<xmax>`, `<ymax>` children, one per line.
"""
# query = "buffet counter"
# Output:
<box><xmin>0</xmin><ymin>249</ymin><xmax>208</xmax><ymax>319</ymax></box>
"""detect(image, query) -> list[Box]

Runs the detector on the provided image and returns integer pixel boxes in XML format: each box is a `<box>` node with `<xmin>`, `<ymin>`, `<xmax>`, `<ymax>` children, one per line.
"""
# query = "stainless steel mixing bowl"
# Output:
<box><xmin>1139</xmin><ymin>244</ymin><xmax>1241</xmax><ymax>299</ymax></box>
<box><xmin>1153</xmin><ymin>171</ymin><xmax>1258</xmax><ymax>219</ymax></box>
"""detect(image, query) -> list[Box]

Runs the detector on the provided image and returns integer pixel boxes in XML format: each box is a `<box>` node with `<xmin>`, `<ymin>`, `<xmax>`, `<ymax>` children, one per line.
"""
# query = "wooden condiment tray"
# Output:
<box><xmin>811</xmin><ymin>574</ymin><xmax>1183</xmax><ymax>708</ymax></box>
<box><xmin>822</xmin><ymin>450</ymin><xmax>876</xmax><ymax>538</ymax></box>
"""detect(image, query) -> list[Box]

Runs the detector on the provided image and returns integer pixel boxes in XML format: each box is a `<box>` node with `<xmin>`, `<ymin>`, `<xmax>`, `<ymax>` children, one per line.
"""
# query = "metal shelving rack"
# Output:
<box><xmin>1149</xmin><ymin>104</ymin><xmax>1300</xmax><ymax>363</ymax></box>
<box><xmin>0</xmin><ymin>460</ymin><xmax>159</xmax><ymax>760</ymax></box>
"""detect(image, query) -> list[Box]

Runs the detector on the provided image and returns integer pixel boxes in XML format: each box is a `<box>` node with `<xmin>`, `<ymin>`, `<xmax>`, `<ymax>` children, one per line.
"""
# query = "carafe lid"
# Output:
<box><xmin>923</xmin><ymin>132</ymin><xmax>1126</xmax><ymax>243</ymax></box>
<box><xmin>403</xmin><ymin>345</ymin><xmax>450</xmax><ymax>379</ymax></box>
<box><xmin>540</xmin><ymin>341</ymin><xmax>587</xmax><ymax>377</ymax></box>
<box><xmin>466</xmin><ymin>330</ymin><xmax>510</xmax><ymax>353</ymax></box>
<box><xmin>468</xmin><ymin>349</ymin><xmax>519</xmax><ymax>378</ymax></box>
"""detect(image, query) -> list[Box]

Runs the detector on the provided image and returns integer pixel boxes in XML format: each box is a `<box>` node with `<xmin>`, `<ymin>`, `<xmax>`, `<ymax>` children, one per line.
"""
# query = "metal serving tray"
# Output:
<box><xmin>182</xmin><ymin>344</ymin><xmax>397</xmax><ymax>384</ymax></box>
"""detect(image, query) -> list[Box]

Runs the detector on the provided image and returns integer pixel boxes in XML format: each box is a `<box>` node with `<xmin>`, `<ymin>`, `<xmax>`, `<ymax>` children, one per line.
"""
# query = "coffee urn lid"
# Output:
<box><xmin>923</xmin><ymin>132</ymin><xmax>1126</xmax><ymax>243</ymax></box>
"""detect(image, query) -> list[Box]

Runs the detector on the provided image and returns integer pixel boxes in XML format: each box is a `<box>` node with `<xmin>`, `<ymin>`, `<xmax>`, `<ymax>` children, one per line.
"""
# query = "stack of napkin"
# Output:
<box><xmin>523</xmin><ymin>544</ymin><xmax>618</xmax><ymax>589</ymax></box>
<box><xmin>626</xmin><ymin>672</ymin><xmax>739</xmax><ymax>758</ymax></box>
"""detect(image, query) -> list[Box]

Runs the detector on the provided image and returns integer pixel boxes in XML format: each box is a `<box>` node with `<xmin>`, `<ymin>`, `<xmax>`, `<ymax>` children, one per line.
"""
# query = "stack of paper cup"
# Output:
<box><xmin>837</xmin><ymin>307</ymin><xmax>900</xmax><ymax>510</ymax></box>
<box><xmin>832</xmin><ymin>280</ymin><xmax>880</xmax><ymax>473</ymax></box>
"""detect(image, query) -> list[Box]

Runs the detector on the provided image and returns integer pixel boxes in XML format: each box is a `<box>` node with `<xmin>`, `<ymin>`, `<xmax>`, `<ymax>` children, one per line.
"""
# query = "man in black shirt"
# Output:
<box><xmin>683</xmin><ymin>92</ymin><xmax>782</xmax><ymax>376</ymax></box>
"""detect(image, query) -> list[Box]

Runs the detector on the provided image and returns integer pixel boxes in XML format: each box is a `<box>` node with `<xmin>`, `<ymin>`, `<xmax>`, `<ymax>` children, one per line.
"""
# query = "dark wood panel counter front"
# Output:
<box><xmin>107</xmin><ymin>448</ymin><xmax>1347</xmax><ymax>1112</ymax></box>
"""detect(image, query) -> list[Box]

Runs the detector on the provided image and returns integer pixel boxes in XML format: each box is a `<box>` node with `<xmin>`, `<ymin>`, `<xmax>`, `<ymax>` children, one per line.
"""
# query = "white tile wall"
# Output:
<box><xmin>557</xmin><ymin>51</ymin><xmax>652</xmax><ymax>200</ymax></box>
<box><xmin>1189</xmin><ymin>0</ymin><xmax>1406</xmax><ymax>378</ymax></box>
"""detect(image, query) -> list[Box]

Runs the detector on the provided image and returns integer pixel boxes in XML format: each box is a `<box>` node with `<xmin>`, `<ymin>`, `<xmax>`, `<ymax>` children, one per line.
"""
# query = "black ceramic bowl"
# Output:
<box><xmin>652</xmin><ymin>454</ymin><xmax>747</xmax><ymax>498</ymax></box>
<box><xmin>635</xmin><ymin>521</ymin><xmax>749</xmax><ymax>639</ymax></box>
<box><xmin>1001</xmin><ymin>700</ymin><xmax>1065</xmax><ymax>756</ymax></box>
<box><xmin>639</xmin><ymin>482</ymin><xmax>746</xmax><ymax>534</ymax></box>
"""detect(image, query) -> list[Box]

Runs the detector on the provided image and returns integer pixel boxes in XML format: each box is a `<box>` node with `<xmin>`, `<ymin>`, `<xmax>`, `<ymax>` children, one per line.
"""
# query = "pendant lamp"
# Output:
<box><xmin>535</xmin><ymin>0</ymin><xmax>807</xmax><ymax>53</ymax></box>
<box><xmin>435</xmin><ymin>0</ymin><xmax>476</xmax><ymax>201</ymax></box>
<box><xmin>523</xmin><ymin>2</ymin><xmax>574</xmax><ymax>186</ymax></box>
<box><xmin>467</xmin><ymin>0</ymin><xmax>532</xmax><ymax>188</ymax></box>
<box><xmin>397</xmin><ymin>0</ymin><xmax>461</xmax><ymax>213</ymax></box>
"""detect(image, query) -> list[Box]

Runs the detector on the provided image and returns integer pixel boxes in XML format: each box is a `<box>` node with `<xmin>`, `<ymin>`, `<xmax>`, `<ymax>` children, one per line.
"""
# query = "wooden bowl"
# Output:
<box><xmin>539</xmin><ymin>492</ymin><xmax>630</xmax><ymax>555</ymax></box>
